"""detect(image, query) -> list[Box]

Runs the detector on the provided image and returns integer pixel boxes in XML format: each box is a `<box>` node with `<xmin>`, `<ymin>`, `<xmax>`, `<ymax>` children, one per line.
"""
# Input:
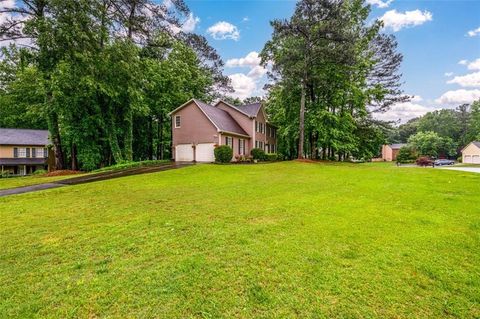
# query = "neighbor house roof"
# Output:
<box><xmin>389</xmin><ymin>143</ymin><xmax>407</xmax><ymax>150</ymax></box>
<box><xmin>193</xmin><ymin>100</ymin><xmax>249</xmax><ymax>137</ymax></box>
<box><xmin>461</xmin><ymin>141</ymin><xmax>480</xmax><ymax>152</ymax></box>
<box><xmin>0</xmin><ymin>128</ymin><xmax>49</xmax><ymax>146</ymax></box>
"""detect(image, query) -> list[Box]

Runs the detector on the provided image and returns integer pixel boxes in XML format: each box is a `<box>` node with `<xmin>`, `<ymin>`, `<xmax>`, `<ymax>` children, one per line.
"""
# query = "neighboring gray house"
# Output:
<box><xmin>0</xmin><ymin>128</ymin><xmax>50</xmax><ymax>175</ymax></box>
<box><xmin>169</xmin><ymin>99</ymin><xmax>277</xmax><ymax>162</ymax></box>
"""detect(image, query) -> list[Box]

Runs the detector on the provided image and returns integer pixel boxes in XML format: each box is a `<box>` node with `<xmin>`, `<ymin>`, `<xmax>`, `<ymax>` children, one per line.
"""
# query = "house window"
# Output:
<box><xmin>225</xmin><ymin>136</ymin><xmax>233</xmax><ymax>147</ymax></box>
<box><xmin>17</xmin><ymin>148</ymin><xmax>26</xmax><ymax>158</ymax></box>
<box><xmin>239</xmin><ymin>139</ymin><xmax>245</xmax><ymax>155</ymax></box>
<box><xmin>44</xmin><ymin>148</ymin><xmax>48</xmax><ymax>158</ymax></box>
<box><xmin>26</xmin><ymin>148</ymin><xmax>30</xmax><ymax>158</ymax></box>
<box><xmin>13</xmin><ymin>147</ymin><xmax>18</xmax><ymax>158</ymax></box>
<box><xmin>255</xmin><ymin>121</ymin><xmax>259</xmax><ymax>132</ymax></box>
<box><xmin>175</xmin><ymin>115</ymin><xmax>181</xmax><ymax>128</ymax></box>
<box><xmin>266</xmin><ymin>126</ymin><xmax>270</xmax><ymax>137</ymax></box>
<box><xmin>259</xmin><ymin>122</ymin><xmax>263</xmax><ymax>134</ymax></box>
<box><xmin>32</xmin><ymin>148</ymin><xmax>36</xmax><ymax>158</ymax></box>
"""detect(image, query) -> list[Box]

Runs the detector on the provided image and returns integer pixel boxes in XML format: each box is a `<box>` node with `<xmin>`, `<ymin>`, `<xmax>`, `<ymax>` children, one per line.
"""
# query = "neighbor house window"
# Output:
<box><xmin>225</xmin><ymin>136</ymin><xmax>233</xmax><ymax>147</ymax></box>
<box><xmin>175</xmin><ymin>115</ymin><xmax>181</xmax><ymax>128</ymax></box>
<box><xmin>239</xmin><ymin>139</ymin><xmax>245</xmax><ymax>155</ymax></box>
<box><xmin>44</xmin><ymin>148</ymin><xmax>48</xmax><ymax>158</ymax></box>
<box><xmin>17</xmin><ymin>148</ymin><xmax>26</xmax><ymax>158</ymax></box>
<box><xmin>13</xmin><ymin>147</ymin><xmax>18</xmax><ymax>158</ymax></box>
<box><xmin>32</xmin><ymin>148</ymin><xmax>36</xmax><ymax>158</ymax></box>
<box><xmin>26</xmin><ymin>148</ymin><xmax>30</xmax><ymax>158</ymax></box>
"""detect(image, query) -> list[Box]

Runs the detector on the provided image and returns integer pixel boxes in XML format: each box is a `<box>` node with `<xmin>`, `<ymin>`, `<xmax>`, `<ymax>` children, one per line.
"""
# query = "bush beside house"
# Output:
<box><xmin>214</xmin><ymin>145</ymin><xmax>233</xmax><ymax>163</ymax></box>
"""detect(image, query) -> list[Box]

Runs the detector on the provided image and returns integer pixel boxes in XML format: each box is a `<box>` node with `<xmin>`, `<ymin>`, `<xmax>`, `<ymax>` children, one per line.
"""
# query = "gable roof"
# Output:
<box><xmin>215</xmin><ymin>100</ymin><xmax>262</xmax><ymax>118</ymax></box>
<box><xmin>389</xmin><ymin>143</ymin><xmax>407</xmax><ymax>150</ymax></box>
<box><xmin>462</xmin><ymin>141</ymin><xmax>480</xmax><ymax>152</ymax></box>
<box><xmin>169</xmin><ymin>99</ymin><xmax>249</xmax><ymax>137</ymax></box>
<box><xmin>0</xmin><ymin>128</ymin><xmax>49</xmax><ymax>146</ymax></box>
<box><xmin>193</xmin><ymin>100</ymin><xmax>248</xmax><ymax>137</ymax></box>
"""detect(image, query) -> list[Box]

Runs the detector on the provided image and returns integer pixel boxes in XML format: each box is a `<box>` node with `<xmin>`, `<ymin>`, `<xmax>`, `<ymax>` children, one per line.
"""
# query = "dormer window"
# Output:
<box><xmin>175</xmin><ymin>115</ymin><xmax>181</xmax><ymax>128</ymax></box>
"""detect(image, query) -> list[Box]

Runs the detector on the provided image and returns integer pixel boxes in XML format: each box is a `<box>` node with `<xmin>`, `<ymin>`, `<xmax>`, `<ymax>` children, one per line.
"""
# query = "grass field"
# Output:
<box><xmin>0</xmin><ymin>162</ymin><xmax>479</xmax><ymax>318</ymax></box>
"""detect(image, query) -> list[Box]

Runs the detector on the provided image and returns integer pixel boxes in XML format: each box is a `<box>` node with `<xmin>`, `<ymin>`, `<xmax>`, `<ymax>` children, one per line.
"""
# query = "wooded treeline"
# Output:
<box><xmin>388</xmin><ymin>101</ymin><xmax>480</xmax><ymax>156</ymax></box>
<box><xmin>261</xmin><ymin>0</ymin><xmax>409</xmax><ymax>160</ymax></box>
<box><xmin>0</xmin><ymin>0</ymin><xmax>229</xmax><ymax>170</ymax></box>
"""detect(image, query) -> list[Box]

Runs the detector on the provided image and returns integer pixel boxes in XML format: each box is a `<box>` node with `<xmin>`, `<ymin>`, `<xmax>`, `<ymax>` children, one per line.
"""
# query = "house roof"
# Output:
<box><xmin>193</xmin><ymin>100</ymin><xmax>249</xmax><ymax>137</ymax></box>
<box><xmin>389</xmin><ymin>143</ymin><xmax>407</xmax><ymax>150</ymax></box>
<box><xmin>0</xmin><ymin>128</ymin><xmax>49</xmax><ymax>146</ymax></box>
<box><xmin>215</xmin><ymin>100</ymin><xmax>262</xmax><ymax>118</ymax></box>
<box><xmin>0</xmin><ymin>158</ymin><xmax>47</xmax><ymax>165</ymax></box>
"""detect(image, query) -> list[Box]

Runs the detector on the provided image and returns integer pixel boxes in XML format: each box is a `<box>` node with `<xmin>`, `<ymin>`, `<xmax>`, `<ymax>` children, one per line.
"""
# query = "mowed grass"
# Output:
<box><xmin>0</xmin><ymin>162</ymin><xmax>479</xmax><ymax>318</ymax></box>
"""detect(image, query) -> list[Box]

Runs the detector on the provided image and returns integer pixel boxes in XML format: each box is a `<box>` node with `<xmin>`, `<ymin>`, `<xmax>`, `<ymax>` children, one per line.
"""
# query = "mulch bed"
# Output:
<box><xmin>44</xmin><ymin>170</ymin><xmax>83</xmax><ymax>177</ymax></box>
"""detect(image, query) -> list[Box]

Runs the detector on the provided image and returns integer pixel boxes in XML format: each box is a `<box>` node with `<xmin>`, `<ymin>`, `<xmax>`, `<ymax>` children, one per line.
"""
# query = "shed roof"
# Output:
<box><xmin>0</xmin><ymin>128</ymin><xmax>49</xmax><ymax>146</ymax></box>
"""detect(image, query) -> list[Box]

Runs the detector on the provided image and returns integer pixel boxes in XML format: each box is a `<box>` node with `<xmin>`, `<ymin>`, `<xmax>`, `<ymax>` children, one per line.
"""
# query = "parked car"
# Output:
<box><xmin>434</xmin><ymin>159</ymin><xmax>455</xmax><ymax>166</ymax></box>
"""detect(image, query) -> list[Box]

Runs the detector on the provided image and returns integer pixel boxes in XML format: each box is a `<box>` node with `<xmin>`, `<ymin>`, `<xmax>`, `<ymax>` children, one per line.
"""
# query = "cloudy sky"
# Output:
<box><xmin>1</xmin><ymin>0</ymin><xmax>479</xmax><ymax>123</ymax></box>
<box><xmin>180</xmin><ymin>0</ymin><xmax>480</xmax><ymax>123</ymax></box>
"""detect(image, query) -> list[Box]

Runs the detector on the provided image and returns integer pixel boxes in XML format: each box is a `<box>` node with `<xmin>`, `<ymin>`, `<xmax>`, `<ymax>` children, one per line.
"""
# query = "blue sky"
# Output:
<box><xmin>182</xmin><ymin>0</ymin><xmax>480</xmax><ymax>122</ymax></box>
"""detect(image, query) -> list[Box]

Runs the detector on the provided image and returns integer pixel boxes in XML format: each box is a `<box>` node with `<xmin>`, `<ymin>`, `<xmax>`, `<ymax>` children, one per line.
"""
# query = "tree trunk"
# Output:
<box><xmin>47</xmin><ymin>110</ymin><xmax>65</xmax><ymax>170</ymax></box>
<box><xmin>158</xmin><ymin>114</ymin><xmax>164</xmax><ymax>160</ymax></box>
<box><xmin>123</xmin><ymin>109</ymin><xmax>133</xmax><ymax>161</ymax></box>
<box><xmin>71</xmin><ymin>143</ymin><xmax>78</xmax><ymax>171</ymax></box>
<box><xmin>298</xmin><ymin>80</ymin><xmax>306</xmax><ymax>159</ymax></box>
<box><xmin>107</xmin><ymin>111</ymin><xmax>123</xmax><ymax>163</ymax></box>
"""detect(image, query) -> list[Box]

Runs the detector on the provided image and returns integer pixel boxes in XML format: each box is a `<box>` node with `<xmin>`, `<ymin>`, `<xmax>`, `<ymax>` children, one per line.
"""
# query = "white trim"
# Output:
<box><xmin>219</xmin><ymin>130</ymin><xmax>250</xmax><ymax>139</ymax></box>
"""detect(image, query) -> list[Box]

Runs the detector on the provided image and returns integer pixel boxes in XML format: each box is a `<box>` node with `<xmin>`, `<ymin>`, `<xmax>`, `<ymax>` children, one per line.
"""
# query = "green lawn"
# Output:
<box><xmin>1</xmin><ymin>162</ymin><xmax>479</xmax><ymax>318</ymax></box>
<box><xmin>0</xmin><ymin>174</ymin><xmax>87</xmax><ymax>190</ymax></box>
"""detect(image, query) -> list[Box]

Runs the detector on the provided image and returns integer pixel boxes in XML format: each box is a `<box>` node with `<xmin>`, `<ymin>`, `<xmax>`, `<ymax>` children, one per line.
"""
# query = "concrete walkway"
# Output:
<box><xmin>437</xmin><ymin>166</ymin><xmax>480</xmax><ymax>174</ymax></box>
<box><xmin>0</xmin><ymin>163</ymin><xmax>192</xmax><ymax>198</ymax></box>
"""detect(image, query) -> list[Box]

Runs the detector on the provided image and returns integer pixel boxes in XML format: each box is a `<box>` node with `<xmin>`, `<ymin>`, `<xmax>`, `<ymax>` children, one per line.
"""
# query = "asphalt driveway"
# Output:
<box><xmin>0</xmin><ymin>163</ymin><xmax>192</xmax><ymax>198</ymax></box>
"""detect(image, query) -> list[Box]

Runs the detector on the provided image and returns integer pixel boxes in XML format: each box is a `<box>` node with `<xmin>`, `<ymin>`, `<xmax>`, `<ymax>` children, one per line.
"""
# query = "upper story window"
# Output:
<box><xmin>225</xmin><ymin>136</ymin><xmax>233</xmax><ymax>147</ymax></box>
<box><xmin>175</xmin><ymin>115</ymin><xmax>181</xmax><ymax>128</ymax></box>
<box><xmin>14</xmin><ymin>147</ymin><xmax>29</xmax><ymax>158</ymax></box>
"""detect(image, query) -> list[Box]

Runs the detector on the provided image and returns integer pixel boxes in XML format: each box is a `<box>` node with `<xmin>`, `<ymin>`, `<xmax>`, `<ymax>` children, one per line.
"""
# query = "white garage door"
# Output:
<box><xmin>473</xmin><ymin>155</ymin><xmax>480</xmax><ymax>164</ymax></box>
<box><xmin>175</xmin><ymin>144</ymin><xmax>194</xmax><ymax>162</ymax></box>
<box><xmin>464</xmin><ymin>155</ymin><xmax>472</xmax><ymax>163</ymax></box>
<box><xmin>196</xmin><ymin>143</ymin><xmax>215</xmax><ymax>162</ymax></box>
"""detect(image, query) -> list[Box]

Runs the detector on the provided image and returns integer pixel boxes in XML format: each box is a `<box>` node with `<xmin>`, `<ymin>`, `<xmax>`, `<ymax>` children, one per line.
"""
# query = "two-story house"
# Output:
<box><xmin>0</xmin><ymin>128</ymin><xmax>50</xmax><ymax>175</ymax></box>
<box><xmin>170</xmin><ymin>99</ymin><xmax>277</xmax><ymax>162</ymax></box>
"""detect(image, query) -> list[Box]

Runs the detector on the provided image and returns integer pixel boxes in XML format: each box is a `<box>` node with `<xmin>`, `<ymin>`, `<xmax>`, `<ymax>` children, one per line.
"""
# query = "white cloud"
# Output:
<box><xmin>374</xmin><ymin>98</ymin><xmax>431</xmax><ymax>122</ymax></box>
<box><xmin>435</xmin><ymin>89</ymin><xmax>480</xmax><ymax>105</ymax></box>
<box><xmin>467</xmin><ymin>27</ymin><xmax>480</xmax><ymax>37</ymax></box>
<box><xmin>206</xmin><ymin>21</ymin><xmax>240</xmax><ymax>41</ymax></box>
<box><xmin>380</xmin><ymin>9</ymin><xmax>432</xmax><ymax>32</ymax></box>
<box><xmin>225</xmin><ymin>51</ymin><xmax>268</xmax><ymax>99</ymax></box>
<box><xmin>467</xmin><ymin>58</ymin><xmax>480</xmax><ymax>71</ymax></box>
<box><xmin>242</xmin><ymin>17</ymin><xmax>249</xmax><ymax>22</ymax></box>
<box><xmin>447</xmin><ymin>72</ymin><xmax>480</xmax><ymax>88</ymax></box>
<box><xmin>366</xmin><ymin>0</ymin><xmax>393</xmax><ymax>8</ymax></box>
<box><xmin>458</xmin><ymin>60</ymin><xmax>468</xmax><ymax>65</ymax></box>
<box><xmin>247</xmin><ymin>65</ymin><xmax>267</xmax><ymax>79</ymax></box>
<box><xmin>228</xmin><ymin>73</ymin><xmax>257</xmax><ymax>99</ymax></box>
<box><xmin>226</xmin><ymin>51</ymin><xmax>261</xmax><ymax>68</ymax></box>
<box><xmin>181</xmin><ymin>13</ymin><xmax>200</xmax><ymax>33</ymax></box>
<box><xmin>444</xmin><ymin>72</ymin><xmax>454</xmax><ymax>77</ymax></box>
<box><xmin>0</xmin><ymin>0</ymin><xmax>15</xmax><ymax>9</ymax></box>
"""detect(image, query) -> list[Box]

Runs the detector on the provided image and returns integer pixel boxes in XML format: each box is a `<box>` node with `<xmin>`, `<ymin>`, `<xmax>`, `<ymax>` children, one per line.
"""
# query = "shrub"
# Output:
<box><xmin>214</xmin><ymin>145</ymin><xmax>233</xmax><ymax>163</ymax></box>
<box><xmin>396</xmin><ymin>146</ymin><xmax>417</xmax><ymax>163</ymax></box>
<box><xmin>416</xmin><ymin>156</ymin><xmax>433</xmax><ymax>167</ymax></box>
<box><xmin>265</xmin><ymin>153</ymin><xmax>279</xmax><ymax>161</ymax></box>
<box><xmin>457</xmin><ymin>156</ymin><xmax>462</xmax><ymax>163</ymax></box>
<box><xmin>33</xmin><ymin>169</ymin><xmax>48</xmax><ymax>175</ymax></box>
<box><xmin>251</xmin><ymin>148</ymin><xmax>266</xmax><ymax>161</ymax></box>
